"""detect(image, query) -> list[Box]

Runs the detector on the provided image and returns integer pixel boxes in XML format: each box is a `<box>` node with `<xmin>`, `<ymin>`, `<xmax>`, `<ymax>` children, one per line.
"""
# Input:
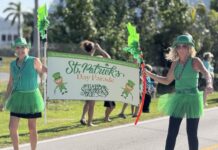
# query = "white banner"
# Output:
<box><xmin>47</xmin><ymin>52</ymin><xmax>140</xmax><ymax>106</ymax></box>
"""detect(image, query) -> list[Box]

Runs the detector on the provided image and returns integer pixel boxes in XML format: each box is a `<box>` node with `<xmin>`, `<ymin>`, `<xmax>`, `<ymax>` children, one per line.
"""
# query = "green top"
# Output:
<box><xmin>10</xmin><ymin>55</ymin><xmax>38</xmax><ymax>91</ymax></box>
<box><xmin>174</xmin><ymin>58</ymin><xmax>199</xmax><ymax>90</ymax></box>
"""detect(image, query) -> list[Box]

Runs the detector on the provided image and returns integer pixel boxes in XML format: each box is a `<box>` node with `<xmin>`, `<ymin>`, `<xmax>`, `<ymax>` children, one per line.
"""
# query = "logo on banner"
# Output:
<box><xmin>121</xmin><ymin>80</ymin><xmax>135</xmax><ymax>100</ymax></box>
<box><xmin>52</xmin><ymin>72</ymin><xmax>68</xmax><ymax>95</ymax></box>
<box><xmin>81</xmin><ymin>84</ymin><xmax>109</xmax><ymax>97</ymax></box>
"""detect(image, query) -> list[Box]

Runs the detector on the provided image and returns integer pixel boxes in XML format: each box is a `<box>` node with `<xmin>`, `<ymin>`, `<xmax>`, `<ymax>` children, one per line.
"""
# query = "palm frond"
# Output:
<box><xmin>11</xmin><ymin>14</ymin><xmax>18</xmax><ymax>26</ymax></box>
<box><xmin>3</xmin><ymin>7</ymin><xmax>16</xmax><ymax>13</ymax></box>
<box><xmin>9</xmin><ymin>2</ymin><xmax>19</xmax><ymax>8</ymax></box>
<box><xmin>4</xmin><ymin>12</ymin><xmax>15</xmax><ymax>21</ymax></box>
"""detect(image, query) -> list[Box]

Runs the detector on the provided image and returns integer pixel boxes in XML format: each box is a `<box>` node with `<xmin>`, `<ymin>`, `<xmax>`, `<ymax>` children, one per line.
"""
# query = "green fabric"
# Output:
<box><xmin>5</xmin><ymin>88</ymin><xmax>44</xmax><ymax>114</ymax></box>
<box><xmin>174</xmin><ymin>58</ymin><xmax>199</xmax><ymax>89</ymax></box>
<box><xmin>158</xmin><ymin>92</ymin><xmax>204</xmax><ymax>118</ymax></box>
<box><xmin>37</xmin><ymin>4</ymin><xmax>50</xmax><ymax>39</ymax></box>
<box><xmin>123</xmin><ymin>22</ymin><xmax>142</xmax><ymax>63</ymax></box>
<box><xmin>158</xmin><ymin>58</ymin><xmax>204</xmax><ymax>118</ymax></box>
<box><xmin>126</xmin><ymin>22</ymin><xmax>139</xmax><ymax>46</ymax></box>
<box><xmin>10</xmin><ymin>56</ymin><xmax>38</xmax><ymax>91</ymax></box>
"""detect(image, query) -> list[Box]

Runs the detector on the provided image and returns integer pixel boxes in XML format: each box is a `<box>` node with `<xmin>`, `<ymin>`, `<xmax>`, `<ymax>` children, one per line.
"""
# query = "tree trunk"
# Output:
<box><xmin>18</xmin><ymin>11</ymin><xmax>23</xmax><ymax>37</ymax></box>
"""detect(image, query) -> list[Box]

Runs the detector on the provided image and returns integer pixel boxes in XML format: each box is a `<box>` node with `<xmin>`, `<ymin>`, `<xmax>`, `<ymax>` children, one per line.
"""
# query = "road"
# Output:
<box><xmin>2</xmin><ymin>107</ymin><xmax>218</xmax><ymax>150</ymax></box>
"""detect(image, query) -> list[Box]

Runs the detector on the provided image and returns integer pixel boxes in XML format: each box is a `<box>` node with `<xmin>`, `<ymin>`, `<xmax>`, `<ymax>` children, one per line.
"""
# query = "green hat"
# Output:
<box><xmin>12</xmin><ymin>37</ymin><xmax>31</xmax><ymax>49</ymax></box>
<box><xmin>127</xmin><ymin>80</ymin><xmax>135</xmax><ymax>87</ymax></box>
<box><xmin>52</xmin><ymin>72</ymin><xmax>62</xmax><ymax>80</ymax></box>
<box><xmin>172</xmin><ymin>35</ymin><xmax>195</xmax><ymax>48</ymax></box>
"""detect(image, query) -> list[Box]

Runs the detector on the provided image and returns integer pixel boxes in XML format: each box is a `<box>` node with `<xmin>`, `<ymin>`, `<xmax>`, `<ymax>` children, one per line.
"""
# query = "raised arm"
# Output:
<box><xmin>94</xmin><ymin>43</ymin><xmax>111</xmax><ymax>59</ymax></box>
<box><xmin>34</xmin><ymin>58</ymin><xmax>47</xmax><ymax>74</ymax></box>
<box><xmin>145</xmin><ymin>61</ymin><xmax>176</xmax><ymax>85</ymax></box>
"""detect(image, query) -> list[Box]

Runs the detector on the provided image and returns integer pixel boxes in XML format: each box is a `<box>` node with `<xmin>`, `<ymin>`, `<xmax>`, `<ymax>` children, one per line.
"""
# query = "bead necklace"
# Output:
<box><xmin>174</xmin><ymin>57</ymin><xmax>190</xmax><ymax>80</ymax></box>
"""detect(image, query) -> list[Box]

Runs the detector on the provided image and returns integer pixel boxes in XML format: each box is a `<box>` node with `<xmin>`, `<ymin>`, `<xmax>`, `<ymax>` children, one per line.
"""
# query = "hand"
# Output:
<box><xmin>204</xmin><ymin>84</ymin><xmax>213</xmax><ymax>95</ymax></box>
<box><xmin>144</xmin><ymin>69</ymin><xmax>151</xmax><ymax>76</ymax></box>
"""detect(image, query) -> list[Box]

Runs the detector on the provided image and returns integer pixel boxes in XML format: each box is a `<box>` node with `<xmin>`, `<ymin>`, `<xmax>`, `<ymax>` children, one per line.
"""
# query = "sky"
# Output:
<box><xmin>0</xmin><ymin>0</ymin><xmax>210</xmax><ymax>19</ymax></box>
<box><xmin>186</xmin><ymin>0</ymin><xmax>210</xmax><ymax>9</ymax></box>
<box><xmin>0</xmin><ymin>0</ymin><xmax>53</xmax><ymax>18</ymax></box>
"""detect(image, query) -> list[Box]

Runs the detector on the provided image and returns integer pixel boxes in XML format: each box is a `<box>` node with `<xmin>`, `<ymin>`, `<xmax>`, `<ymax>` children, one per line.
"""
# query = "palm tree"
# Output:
<box><xmin>3</xmin><ymin>2</ymin><xmax>23</xmax><ymax>37</ymax></box>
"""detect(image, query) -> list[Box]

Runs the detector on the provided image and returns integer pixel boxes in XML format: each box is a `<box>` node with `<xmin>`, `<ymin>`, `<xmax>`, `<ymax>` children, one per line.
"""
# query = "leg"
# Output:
<box><xmin>120</xmin><ymin>103</ymin><xmax>128</xmax><ymax>114</ymax></box>
<box><xmin>87</xmin><ymin>100</ymin><xmax>96</xmax><ymax>126</ymax></box>
<box><xmin>28</xmin><ymin>119</ymin><xmax>37</xmax><ymax>150</ymax></box>
<box><xmin>133</xmin><ymin>106</ymin><xmax>139</xmax><ymax>117</ymax></box>
<box><xmin>105</xmin><ymin>106</ymin><xmax>114</xmax><ymax>122</ymax></box>
<box><xmin>187</xmin><ymin>118</ymin><xmax>200</xmax><ymax>150</ymax></box>
<box><xmin>80</xmin><ymin>101</ymin><xmax>89</xmax><ymax>124</ymax></box>
<box><xmin>143</xmin><ymin>94</ymin><xmax>151</xmax><ymax>113</ymax></box>
<box><xmin>131</xmin><ymin>105</ymin><xmax>135</xmax><ymax>115</ymax></box>
<box><xmin>9</xmin><ymin>116</ymin><xmax>20</xmax><ymax>150</ymax></box>
<box><xmin>119</xmin><ymin>103</ymin><xmax>128</xmax><ymax>119</ymax></box>
<box><xmin>165</xmin><ymin>117</ymin><xmax>183</xmax><ymax>150</ymax></box>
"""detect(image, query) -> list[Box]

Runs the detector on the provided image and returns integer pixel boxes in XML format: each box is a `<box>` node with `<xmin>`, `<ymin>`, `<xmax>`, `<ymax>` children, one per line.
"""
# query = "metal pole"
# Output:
<box><xmin>43</xmin><ymin>39</ymin><xmax>47</xmax><ymax>124</ymax></box>
<box><xmin>33</xmin><ymin>0</ymin><xmax>40</xmax><ymax>57</ymax></box>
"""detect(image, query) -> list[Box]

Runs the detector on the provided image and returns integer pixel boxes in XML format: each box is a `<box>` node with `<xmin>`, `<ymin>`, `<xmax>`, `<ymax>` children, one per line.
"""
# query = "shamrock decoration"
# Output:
<box><xmin>123</xmin><ymin>22</ymin><xmax>143</xmax><ymax>63</ymax></box>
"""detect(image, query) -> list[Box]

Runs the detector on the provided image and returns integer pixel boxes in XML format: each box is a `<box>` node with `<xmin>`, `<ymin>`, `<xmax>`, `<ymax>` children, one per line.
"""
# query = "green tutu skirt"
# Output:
<box><xmin>158</xmin><ymin>89</ymin><xmax>204</xmax><ymax>118</ymax></box>
<box><xmin>5</xmin><ymin>88</ymin><xmax>44</xmax><ymax>114</ymax></box>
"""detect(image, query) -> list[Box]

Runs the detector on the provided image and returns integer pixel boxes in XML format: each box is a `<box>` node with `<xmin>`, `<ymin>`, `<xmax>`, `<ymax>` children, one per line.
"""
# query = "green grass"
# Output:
<box><xmin>0</xmin><ymin>57</ymin><xmax>15</xmax><ymax>73</ymax></box>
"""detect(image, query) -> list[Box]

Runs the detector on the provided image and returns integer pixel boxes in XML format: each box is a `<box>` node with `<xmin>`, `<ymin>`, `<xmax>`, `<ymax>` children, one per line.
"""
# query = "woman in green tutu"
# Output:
<box><xmin>4</xmin><ymin>37</ymin><xmax>47</xmax><ymax>150</ymax></box>
<box><xmin>145</xmin><ymin>34</ymin><xmax>213</xmax><ymax>150</ymax></box>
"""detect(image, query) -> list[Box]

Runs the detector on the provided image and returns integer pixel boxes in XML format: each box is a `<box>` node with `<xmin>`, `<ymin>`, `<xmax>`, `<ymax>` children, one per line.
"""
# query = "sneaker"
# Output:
<box><xmin>118</xmin><ymin>113</ymin><xmax>126</xmax><ymax>119</ymax></box>
<box><xmin>80</xmin><ymin>119</ymin><xmax>87</xmax><ymax>125</ymax></box>
<box><xmin>88</xmin><ymin>123</ymin><xmax>98</xmax><ymax>127</ymax></box>
<box><xmin>132</xmin><ymin>114</ymin><xmax>137</xmax><ymax>118</ymax></box>
<box><xmin>104</xmin><ymin>118</ymin><xmax>112</xmax><ymax>122</ymax></box>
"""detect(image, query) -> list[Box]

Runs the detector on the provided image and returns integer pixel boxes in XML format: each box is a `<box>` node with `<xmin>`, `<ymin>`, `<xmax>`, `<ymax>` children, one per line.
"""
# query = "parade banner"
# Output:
<box><xmin>47</xmin><ymin>52</ymin><xmax>140</xmax><ymax>106</ymax></box>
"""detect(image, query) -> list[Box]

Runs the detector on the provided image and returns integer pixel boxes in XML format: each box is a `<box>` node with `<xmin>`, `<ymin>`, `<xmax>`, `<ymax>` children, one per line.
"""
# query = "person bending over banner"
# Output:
<box><xmin>79</xmin><ymin>40</ymin><xmax>111</xmax><ymax>126</ymax></box>
<box><xmin>4</xmin><ymin>37</ymin><xmax>47</xmax><ymax>150</ymax></box>
<box><xmin>145</xmin><ymin>34</ymin><xmax>213</xmax><ymax>150</ymax></box>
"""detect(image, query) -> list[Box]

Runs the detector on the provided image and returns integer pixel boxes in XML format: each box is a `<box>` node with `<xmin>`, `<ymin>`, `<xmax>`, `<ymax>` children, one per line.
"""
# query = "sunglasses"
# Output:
<box><xmin>175</xmin><ymin>44</ymin><xmax>189</xmax><ymax>50</ymax></box>
<box><xmin>16</xmin><ymin>46</ymin><xmax>26</xmax><ymax>50</ymax></box>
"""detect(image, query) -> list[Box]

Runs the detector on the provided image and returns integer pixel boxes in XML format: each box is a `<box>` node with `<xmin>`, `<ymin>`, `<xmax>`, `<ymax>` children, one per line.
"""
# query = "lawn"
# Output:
<box><xmin>0</xmin><ymin>57</ymin><xmax>217</xmax><ymax>148</ymax></box>
<box><xmin>0</xmin><ymin>56</ymin><xmax>15</xmax><ymax>73</ymax></box>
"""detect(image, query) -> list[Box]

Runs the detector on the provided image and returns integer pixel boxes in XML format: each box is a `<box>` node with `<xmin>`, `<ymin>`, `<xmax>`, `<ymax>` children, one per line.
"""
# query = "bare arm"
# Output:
<box><xmin>5</xmin><ymin>73</ymin><xmax>13</xmax><ymax>99</ymax></box>
<box><xmin>145</xmin><ymin>62</ymin><xmax>176</xmax><ymax>85</ymax></box>
<box><xmin>193</xmin><ymin>57</ymin><xmax>213</xmax><ymax>93</ymax></box>
<box><xmin>90</xmin><ymin>48</ymin><xmax>96</xmax><ymax>56</ymax></box>
<box><xmin>34</xmin><ymin>58</ymin><xmax>47</xmax><ymax>74</ymax></box>
<box><xmin>94</xmin><ymin>43</ymin><xmax>111</xmax><ymax>59</ymax></box>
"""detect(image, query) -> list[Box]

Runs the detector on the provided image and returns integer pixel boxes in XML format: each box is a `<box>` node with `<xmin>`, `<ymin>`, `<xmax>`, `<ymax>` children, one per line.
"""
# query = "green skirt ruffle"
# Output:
<box><xmin>5</xmin><ymin>88</ymin><xmax>44</xmax><ymax>114</ymax></box>
<box><xmin>158</xmin><ymin>90</ymin><xmax>204</xmax><ymax>118</ymax></box>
